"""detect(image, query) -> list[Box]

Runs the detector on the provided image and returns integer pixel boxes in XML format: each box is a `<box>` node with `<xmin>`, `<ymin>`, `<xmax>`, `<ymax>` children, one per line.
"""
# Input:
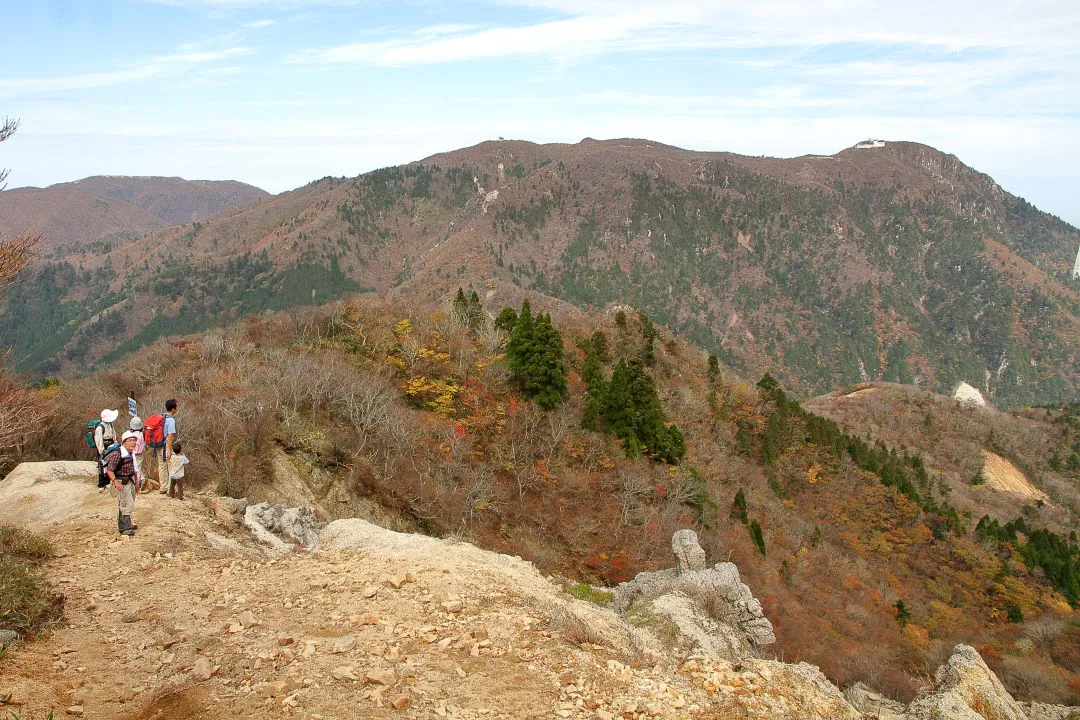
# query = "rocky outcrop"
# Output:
<box><xmin>953</xmin><ymin>381</ymin><xmax>988</xmax><ymax>407</ymax></box>
<box><xmin>907</xmin><ymin>644</ymin><xmax>1027</xmax><ymax>720</ymax></box>
<box><xmin>243</xmin><ymin>501</ymin><xmax>323</xmax><ymax>551</ymax></box>
<box><xmin>611</xmin><ymin>530</ymin><xmax>774</xmax><ymax>660</ymax></box>
<box><xmin>1022</xmin><ymin>702</ymin><xmax>1080</xmax><ymax>720</ymax></box>
<box><xmin>844</xmin><ymin>682</ymin><xmax>906</xmax><ymax>720</ymax></box>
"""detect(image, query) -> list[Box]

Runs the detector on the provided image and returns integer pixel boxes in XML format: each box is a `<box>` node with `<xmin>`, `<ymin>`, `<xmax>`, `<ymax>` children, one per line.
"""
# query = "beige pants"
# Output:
<box><xmin>158</xmin><ymin>452</ymin><xmax>172</xmax><ymax>495</ymax></box>
<box><xmin>117</xmin><ymin>481</ymin><xmax>136</xmax><ymax>516</ymax></box>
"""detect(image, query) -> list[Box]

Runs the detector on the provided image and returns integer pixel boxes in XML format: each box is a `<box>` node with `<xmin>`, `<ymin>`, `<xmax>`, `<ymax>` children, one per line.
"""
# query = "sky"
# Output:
<box><xmin>1</xmin><ymin>0</ymin><xmax>1079</xmax><ymax>226</ymax></box>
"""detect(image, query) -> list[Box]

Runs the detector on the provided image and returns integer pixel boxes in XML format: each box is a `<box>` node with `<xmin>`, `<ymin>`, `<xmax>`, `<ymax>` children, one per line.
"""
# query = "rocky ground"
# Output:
<box><xmin>0</xmin><ymin>462</ymin><xmax>1075</xmax><ymax>720</ymax></box>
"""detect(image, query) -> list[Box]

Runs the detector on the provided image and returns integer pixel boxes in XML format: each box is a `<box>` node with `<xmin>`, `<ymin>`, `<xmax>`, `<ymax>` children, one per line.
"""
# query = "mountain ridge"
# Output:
<box><xmin>2</xmin><ymin>138</ymin><xmax>1077</xmax><ymax>408</ymax></box>
<box><xmin>0</xmin><ymin>175</ymin><xmax>269</xmax><ymax>251</ymax></box>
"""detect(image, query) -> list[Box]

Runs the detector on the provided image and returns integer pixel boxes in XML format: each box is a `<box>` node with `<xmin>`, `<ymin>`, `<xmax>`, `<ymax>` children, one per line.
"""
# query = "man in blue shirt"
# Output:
<box><xmin>157</xmin><ymin>398</ymin><xmax>179</xmax><ymax>496</ymax></box>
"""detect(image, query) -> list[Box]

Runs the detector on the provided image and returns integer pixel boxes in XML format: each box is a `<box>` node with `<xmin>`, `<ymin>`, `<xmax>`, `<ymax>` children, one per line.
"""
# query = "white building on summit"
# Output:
<box><xmin>854</xmin><ymin>139</ymin><xmax>886</xmax><ymax>149</ymax></box>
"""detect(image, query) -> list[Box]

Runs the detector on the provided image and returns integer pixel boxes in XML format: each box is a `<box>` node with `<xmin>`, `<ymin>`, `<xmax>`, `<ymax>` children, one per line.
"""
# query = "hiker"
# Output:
<box><xmin>94</xmin><ymin>408</ymin><xmax>119</xmax><ymax>490</ymax></box>
<box><xmin>128</xmin><ymin>416</ymin><xmax>156</xmax><ymax>493</ymax></box>
<box><xmin>167</xmin><ymin>441</ymin><xmax>189</xmax><ymax>500</ymax></box>
<box><xmin>153</xmin><ymin>399</ymin><xmax>179</xmax><ymax>496</ymax></box>
<box><xmin>105</xmin><ymin>431</ymin><xmax>140</xmax><ymax>536</ymax></box>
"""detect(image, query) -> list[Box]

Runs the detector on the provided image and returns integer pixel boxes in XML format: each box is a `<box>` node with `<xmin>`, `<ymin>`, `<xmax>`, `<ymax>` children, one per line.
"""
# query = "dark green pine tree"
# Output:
<box><xmin>467</xmin><ymin>290</ymin><xmax>485</xmax><ymax>330</ymax></box>
<box><xmin>590</xmin><ymin>330</ymin><xmax>610</xmax><ymax>363</ymax></box>
<box><xmin>494</xmin><ymin>306</ymin><xmax>518</xmax><ymax>334</ymax></box>
<box><xmin>523</xmin><ymin>313</ymin><xmax>569</xmax><ymax>410</ymax></box>
<box><xmin>505</xmin><ymin>299</ymin><xmax>534</xmax><ymax>374</ymax></box>
<box><xmin>603</xmin><ymin>360</ymin><xmax>641</xmax><ymax>457</ymax></box>
<box><xmin>453</xmin><ymin>287</ymin><xmax>469</xmax><ymax>318</ymax></box>
<box><xmin>601</xmin><ymin>358</ymin><xmax>685</xmax><ymax>463</ymax></box>
<box><xmin>581</xmin><ymin>341</ymin><xmax>607</xmax><ymax>431</ymax></box>
<box><xmin>730</xmin><ymin>488</ymin><xmax>748</xmax><ymax>524</ymax></box>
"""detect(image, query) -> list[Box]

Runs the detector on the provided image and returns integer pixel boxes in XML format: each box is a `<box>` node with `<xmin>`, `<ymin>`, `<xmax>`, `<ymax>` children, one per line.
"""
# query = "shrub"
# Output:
<box><xmin>569</xmin><ymin>582</ymin><xmax>613</xmax><ymax>606</ymax></box>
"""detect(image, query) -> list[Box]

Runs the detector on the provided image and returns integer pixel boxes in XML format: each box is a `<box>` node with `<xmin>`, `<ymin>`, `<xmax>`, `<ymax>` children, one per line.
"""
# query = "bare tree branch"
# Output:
<box><xmin>0</xmin><ymin>231</ymin><xmax>41</xmax><ymax>292</ymax></box>
<box><xmin>0</xmin><ymin>116</ymin><xmax>19</xmax><ymax>190</ymax></box>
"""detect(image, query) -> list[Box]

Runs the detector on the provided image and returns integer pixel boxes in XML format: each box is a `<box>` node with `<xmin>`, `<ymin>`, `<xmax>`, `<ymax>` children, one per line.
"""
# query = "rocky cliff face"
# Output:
<box><xmin>0</xmin><ymin>460</ymin><xmax>1076</xmax><ymax>720</ymax></box>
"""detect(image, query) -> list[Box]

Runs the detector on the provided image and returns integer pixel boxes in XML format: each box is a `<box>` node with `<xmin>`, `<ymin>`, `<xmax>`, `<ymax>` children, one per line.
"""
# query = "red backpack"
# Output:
<box><xmin>144</xmin><ymin>414</ymin><xmax>168</xmax><ymax>448</ymax></box>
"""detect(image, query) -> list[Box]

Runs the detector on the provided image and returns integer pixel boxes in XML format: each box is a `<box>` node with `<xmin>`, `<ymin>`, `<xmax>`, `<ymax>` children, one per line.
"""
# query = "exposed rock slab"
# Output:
<box><xmin>906</xmin><ymin>644</ymin><xmax>1028</xmax><ymax>720</ymax></box>
<box><xmin>611</xmin><ymin>530</ymin><xmax>774</xmax><ymax>660</ymax></box>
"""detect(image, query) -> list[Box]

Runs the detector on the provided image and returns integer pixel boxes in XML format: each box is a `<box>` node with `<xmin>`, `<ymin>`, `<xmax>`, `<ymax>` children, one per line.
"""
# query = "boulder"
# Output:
<box><xmin>672</xmin><ymin>529</ymin><xmax>707</xmax><ymax>572</ymax></box>
<box><xmin>844</xmin><ymin>682</ymin><xmax>905</xmax><ymax>720</ymax></box>
<box><xmin>1022</xmin><ymin>702</ymin><xmax>1080</xmax><ymax>720</ymax></box>
<box><xmin>244</xmin><ymin>502</ymin><xmax>323</xmax><ymax>551</ymax></box>
<box><xmin>0</xmin><ymin>629</ymin><xmax>19</xmax><ymax>649</ymax></box>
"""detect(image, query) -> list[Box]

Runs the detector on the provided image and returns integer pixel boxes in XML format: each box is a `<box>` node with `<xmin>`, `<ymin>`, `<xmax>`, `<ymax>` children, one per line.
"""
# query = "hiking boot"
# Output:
<box><xmin>121</xmin><ymin>529</ymin><xmax>135</xmax><ymax>536</ymax></box>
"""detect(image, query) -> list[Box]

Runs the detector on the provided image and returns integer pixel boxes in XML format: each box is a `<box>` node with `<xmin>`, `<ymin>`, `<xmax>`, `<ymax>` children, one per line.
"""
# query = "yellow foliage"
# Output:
<box><xmin>807</xmin><ymin>462</ymin><xmax>823</xmax><ymax>484</ymax></box>
<box><xmin>901</xmin><ymin>623</ymin><xmax>930</xmax><ymax>650</ymax></box>
<box><xmin>419</xmin><ymin>346</ymin><xmax>450</xmax><ymax>362</ymax></box>
<box><xmin>995</xmin><ymin>575</ymin><xmax>1042</xmax><ymax>618</ymax></box>
<box><xmin>394</xmin><ymin>319</ymin><xmax>413</xmax><ymax>339</ymax></box>
<box><xmin>868</xmin><ymin>529</ymin><xmax>892</xmax><ymax>556</ymax></box>
<box><xmin>924</xmin><ymin>600</ymin><xmax>965</xmax><ymax>637</ymax></box>
<box><xmin>38</xmin><ymin>383</ymin><xmax>62</xmax><ymax>400</ymax></box>
<box><xmin>401</xmin><ymin>376</ymin><xmax>459</xmax><ymax>416</ymax></box>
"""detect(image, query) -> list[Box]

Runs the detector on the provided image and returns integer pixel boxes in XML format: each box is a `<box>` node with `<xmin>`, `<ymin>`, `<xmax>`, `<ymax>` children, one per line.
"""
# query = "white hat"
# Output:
<box><xmin>129</xmin><ymin>416</ymin><xmax>144</xmax><ymax>431</ymax></box>
<box><xmin>101</xmin><ymin>408</ymin><xmax>119</xmax><ymax>423</ymax></box>
<box><xmin>121</xmin><ymin>430</ymin><xmax>139</xmax><ymax>443</ymax></box>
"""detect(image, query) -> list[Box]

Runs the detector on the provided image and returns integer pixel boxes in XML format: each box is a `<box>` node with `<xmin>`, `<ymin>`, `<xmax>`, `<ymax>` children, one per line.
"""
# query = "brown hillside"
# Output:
<box><xmin>50</xmin><ymin>176</ymin><xmax>270</xmax><ymax>226</ymax></box>
<box><xmin>0</xmin><ymin>186</ymin><xmax>166</xmax><ymax>251</ymax></box>
<box><xmin>0</xmin><ymin>176</ymin><xmax>268</xmax><ymax>251</ymax></box>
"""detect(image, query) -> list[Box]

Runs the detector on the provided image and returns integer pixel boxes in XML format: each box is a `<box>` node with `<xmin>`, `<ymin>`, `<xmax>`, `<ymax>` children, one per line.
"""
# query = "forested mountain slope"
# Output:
<box><xmin>3</xmin><ymin>139</ymin><xmax>1077</xmax><ymax>408</ymax></box>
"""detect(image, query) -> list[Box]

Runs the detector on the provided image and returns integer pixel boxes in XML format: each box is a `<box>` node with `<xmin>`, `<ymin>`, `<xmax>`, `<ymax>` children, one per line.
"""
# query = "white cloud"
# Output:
<box><xmin>243</xmin><ymin>18</ymin><xmax>276</xmax><ymax>27</ymax></box>
<box><xmin>285</xmin><ymin>0</ymin><xmax>1079</xmax><ymax>68</ymax></box>
<box><xmin>0</xmin><ymin>48</ymin><xmax>252</xmax><ymax>97</ymax></box>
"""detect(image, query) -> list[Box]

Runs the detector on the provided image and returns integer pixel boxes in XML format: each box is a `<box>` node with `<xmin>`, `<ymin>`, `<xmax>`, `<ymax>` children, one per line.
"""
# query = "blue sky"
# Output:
<box><xmin>2</xmin><ymin>0</ymin><xmax>1078</xmax><ymax>226</ymax></box>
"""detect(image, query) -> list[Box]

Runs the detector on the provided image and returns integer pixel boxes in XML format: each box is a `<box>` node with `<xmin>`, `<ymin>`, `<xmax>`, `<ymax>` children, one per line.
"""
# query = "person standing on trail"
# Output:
<box><xmin>94</xmin><ymin>408</ymin><xmax>119</xmax><ymax>490</ymax></box>
<box><xmin>167</xmin><ymin>441</ymin><xmax>189</xmax><ymax>500</ymax></box>
<box><xmin>105</xmin><ymin>431</ymin><xmax>140</xmax><ymax>536</ymax></box>
<box><xmin>128</xmin><ymin>416</ymin><xmax>154</xmax><ymax>492</ymax></box>
<box><xmin>156</xmin><ymin>399</ymin><xmax>179</xmax><ymax>496</ymax></box>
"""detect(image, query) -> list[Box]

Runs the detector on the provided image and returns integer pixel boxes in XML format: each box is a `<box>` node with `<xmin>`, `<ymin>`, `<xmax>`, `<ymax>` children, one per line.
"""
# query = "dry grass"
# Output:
<box><xmin>551</xmin><ymin>609</ymin><xmax>608</xmax><ymax>648</ymax></box>
<box><xmin>0</xmin><ymin>524</ymin><xmax>64</xmax><ymax>636</ymax></box>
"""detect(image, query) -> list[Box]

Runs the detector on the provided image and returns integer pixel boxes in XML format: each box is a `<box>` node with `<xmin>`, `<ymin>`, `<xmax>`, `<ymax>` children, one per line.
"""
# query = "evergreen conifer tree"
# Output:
<box><xmin>467</xmin><ymin>290</ymin><xmax>485</xmax><ymax>330</ymax></box>
<box><xmin>524</xmin><ymin>313</ymin><xmax>569</xmax><ymax>410</ymax></box>
<box><xmin>494</xmin><ymin>306</ymin><xmax>518</xmax><ymax>333</ymax></box>
<box><xmin>505</xmin><ymin>300</ymin><xmax>568</xmax><ymax>410</ymax></box>
<box><xmin>506</xmin><ymin>299</ymin><xmax>533</xmax><ymax>374</ymax></box>
<box><xmin>600</xmin><ymin>358</ymin><xmax>685</xmax><ymax>463</ymax></box>
<box><xmin>581</xmin><ymin>341</ymin><xmax>606</xmax><ymax>430</ymax></box>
